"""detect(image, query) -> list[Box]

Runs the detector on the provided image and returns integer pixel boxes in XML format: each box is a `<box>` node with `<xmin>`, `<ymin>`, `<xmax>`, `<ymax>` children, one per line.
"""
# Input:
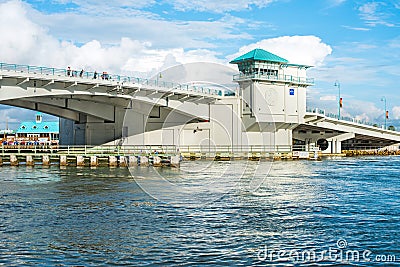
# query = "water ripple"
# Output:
<box><xmin>0</xmin><ymin>157</ymin><xmax>399</xmax><ymax>266</ymax></box>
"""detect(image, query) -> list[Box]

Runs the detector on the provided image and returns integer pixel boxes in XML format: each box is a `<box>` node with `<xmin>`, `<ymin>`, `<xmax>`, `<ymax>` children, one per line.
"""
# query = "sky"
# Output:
<box><xmin>0</xmin><ymin>0</ymin><xmax>399</xmax><ymax>129</ymax></box>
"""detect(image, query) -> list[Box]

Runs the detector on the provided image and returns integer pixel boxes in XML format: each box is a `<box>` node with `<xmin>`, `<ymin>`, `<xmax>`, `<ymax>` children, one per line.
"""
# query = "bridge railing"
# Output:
<box><xmin>305</xmin><ymin>107</ymin><xmax>393</xmax><ymax>130</ymax></box>
<box><xmin>0</xmin><ymin>62</ymin><xmax>230</xmax><ymax>97</ymax></box>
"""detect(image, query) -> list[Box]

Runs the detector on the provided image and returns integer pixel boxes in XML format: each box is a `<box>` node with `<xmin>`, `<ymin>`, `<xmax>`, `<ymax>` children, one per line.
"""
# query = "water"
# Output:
<box><xmin>1</xmin><ymin>157</ymin><xmax>399</xmax><ymax>266</ymax></box>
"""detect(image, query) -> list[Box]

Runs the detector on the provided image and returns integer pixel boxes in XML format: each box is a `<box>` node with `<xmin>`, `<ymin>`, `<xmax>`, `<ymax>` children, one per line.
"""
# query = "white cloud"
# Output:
<box><xmin>228</xmin><ymin>35</ymin><xmax>332</xmax><ymax>67</ymax></box>
<box><xmin>342</xmin><ymin>25</ymin><xmax>370</xmax><ymax>31</ymax></box>
<box><xmin>392</xmin><ymin>106</ymin><xmax>400</xmax><ymax>120</ymax></box>
<box><xmin>320</xmin><ymin>95</ymin><xmax>336</xmax><ymax>101</ymax></box>
<box><xmin>358</xmin><ymin>2</ymin><xmax>395</xmax><ymax>27</ymax></box>
<box><xmin>0</xmin><ymin>0</ymin><xmax>223</xmax><ymax>76</ymax></box>
<box><xmin>166</xmin><ymin>0</ymin><xmax>275</xmax><ymax>12</ymax></box>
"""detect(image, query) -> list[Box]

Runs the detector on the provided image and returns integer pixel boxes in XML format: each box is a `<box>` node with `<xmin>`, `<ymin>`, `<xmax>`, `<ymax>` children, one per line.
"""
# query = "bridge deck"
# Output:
<box><xmin>0</xmin><ymin>62</ymin><xmax>225</xmax><ymax>99</ymax></box>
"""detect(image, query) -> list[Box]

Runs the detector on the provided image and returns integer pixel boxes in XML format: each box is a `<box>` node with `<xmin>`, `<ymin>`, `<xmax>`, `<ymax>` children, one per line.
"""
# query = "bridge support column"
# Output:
<box><xmin>327</xmin><ymin>133</ymin><xmax>355</xmax><ymax>154</ymax></box>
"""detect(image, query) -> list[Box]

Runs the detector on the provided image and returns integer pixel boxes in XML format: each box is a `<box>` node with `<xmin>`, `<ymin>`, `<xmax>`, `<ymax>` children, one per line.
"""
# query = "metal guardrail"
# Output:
<box><xmin>306</xmin><ymin>107</ymin><xmax>397</xmax><ymax>130</ymax></box>
<box><xmin>233</xmin><ymin>73</ymin><xmax>314</xmax><ymax>85</ymax></box>
<box><xmin>0</xmin><ymin>62</ymin><xmax>227</xmax><ymax>97</ymax></box>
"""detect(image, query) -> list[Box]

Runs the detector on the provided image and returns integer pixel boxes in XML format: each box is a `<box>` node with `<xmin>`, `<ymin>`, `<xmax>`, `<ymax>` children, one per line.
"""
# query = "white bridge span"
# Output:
<box><xmin>1</xmin><ymin>54</ymin><xmax>399</xmax><ymax>153</ymax></box>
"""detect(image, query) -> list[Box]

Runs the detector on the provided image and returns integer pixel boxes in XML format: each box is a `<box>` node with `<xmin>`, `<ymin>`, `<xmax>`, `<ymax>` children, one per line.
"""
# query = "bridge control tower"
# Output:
<box><xmin>230</xmin><ymin>49</ymin><xmax>314</xmax><ymax>132</ymax></box>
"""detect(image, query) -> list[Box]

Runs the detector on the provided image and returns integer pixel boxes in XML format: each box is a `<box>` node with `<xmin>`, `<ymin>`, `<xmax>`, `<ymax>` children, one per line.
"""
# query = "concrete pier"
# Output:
<box><xmin>119</xmin><ymin>156</ymin><xmax>128</xmax><ymax>167</ymax></box>
<box><xmin>43</xmin><ymin>155</ymin><xmax>50</xmax><ymax>166</ymax></box>
<box><xmin>129</xmin><ymin>156</ymin><xmax>138</xmax><ymax>167</ymax></box>
<box><xmin>109</xmin><ymin>156</ymin><xmax>118</xmax><ymax>167</ymax></box>
<box><xmin>153</xmin><ymin>156</ymin><xmax>162</xmax><ymax>167</ymax></box>
<box><xmin>90</xmin><ymin>156</ymin><xmax>98</xmax><ymax>167</ymax></box>
<box><xmin>10</xmin><ymin>155</ymin><xmax>18</xmax><ymax>166</ymax></box>
<box><xmin>60</xmin><ymin>155</ymin><xmax>67</xmax><ymax>166</ymax></box>
<box><xmin>26</xmin><ymin>155</ymin><xmax>34</xmax><ymax>166</ymax></box>
<box><xmin>77</xmin><ymin>156</ymin><xmax>85</xmax><ymax>167</ymax></box>
<box><xmin>170</xmin><ymin>155</ymin><xmax>180</xmax><ymax>168</ymax></box>
<box><xmin>140</xmin><ymin>156</ymin><xmax>149</xmax><ymax>167</ymax></box>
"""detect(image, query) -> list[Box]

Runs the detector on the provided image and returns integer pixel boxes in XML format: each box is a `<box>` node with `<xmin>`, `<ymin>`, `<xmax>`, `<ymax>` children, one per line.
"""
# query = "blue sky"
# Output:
<box><xmin>0</xmin><ymin>0</ymin><xmax>399</xmax><ymax>128</ymax></box>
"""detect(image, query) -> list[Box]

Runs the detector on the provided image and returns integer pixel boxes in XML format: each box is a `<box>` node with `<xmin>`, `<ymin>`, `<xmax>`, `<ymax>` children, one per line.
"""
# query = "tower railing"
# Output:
<box><xmin>233</xmin><ymin>72</ymin><xmax>314</xmax><ymax>85</ymax></box>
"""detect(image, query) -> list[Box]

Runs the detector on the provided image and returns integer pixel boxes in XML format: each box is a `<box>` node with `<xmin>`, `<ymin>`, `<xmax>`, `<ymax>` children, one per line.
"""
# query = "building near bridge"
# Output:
<box><xmin>14</xmin><ymin>113</ymin><xmax>59</xmax><ymax>145</ymax></box>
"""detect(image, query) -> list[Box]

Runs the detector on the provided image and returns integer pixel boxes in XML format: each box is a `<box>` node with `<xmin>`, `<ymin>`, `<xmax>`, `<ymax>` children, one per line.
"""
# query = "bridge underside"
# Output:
<box><xmin>293</xmin><ymin>124</ymin><xmax>399</xmax><ymax>153</ymax></box>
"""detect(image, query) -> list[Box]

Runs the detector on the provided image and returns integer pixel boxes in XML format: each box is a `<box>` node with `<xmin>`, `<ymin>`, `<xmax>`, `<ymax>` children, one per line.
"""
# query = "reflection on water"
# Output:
<box><xmin>0</xmin><ymin>157</ymin><xmax>399</xmax><ymax>266</ymax></box>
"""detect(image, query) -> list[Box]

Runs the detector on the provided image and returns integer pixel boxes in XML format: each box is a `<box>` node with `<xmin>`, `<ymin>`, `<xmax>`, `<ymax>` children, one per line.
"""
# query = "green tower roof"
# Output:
<box><xmin>229</xmin><ymin>48</ymin><xmax>288</xmax><ymax>64</ymax></box>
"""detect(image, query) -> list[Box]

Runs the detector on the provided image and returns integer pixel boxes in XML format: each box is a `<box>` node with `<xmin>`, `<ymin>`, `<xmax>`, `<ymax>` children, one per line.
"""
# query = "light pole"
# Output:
<box><xmin>381</xmin><ymin>96</ymin><xmax>387</xmax><ymax>129</ymax></box>
<box><xmin>334</xmin><ymin>80</ymin><xmax>341</xmax><ymax>119</ymax></box>
<box><xmin>156</xmin><ymin>72</ymin><xmax>162</xmax><ymax>87</ymax></box>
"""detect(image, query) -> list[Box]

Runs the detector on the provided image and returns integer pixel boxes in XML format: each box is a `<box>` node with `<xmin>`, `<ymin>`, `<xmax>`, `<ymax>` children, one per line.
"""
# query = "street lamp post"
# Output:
<box><xmin>156</xmin><ymin>72</ymin><xmax>162</xmax><ymax>87</ymax></box>
<box><xmin>381</xmin><ymin>96</ymin><xmax>387</xmax><ymax>130</ymax></box>
<box><xmin>334</xmin><ymin>81</ymin><xmax>341</xmax><ymax>120</ymax></box>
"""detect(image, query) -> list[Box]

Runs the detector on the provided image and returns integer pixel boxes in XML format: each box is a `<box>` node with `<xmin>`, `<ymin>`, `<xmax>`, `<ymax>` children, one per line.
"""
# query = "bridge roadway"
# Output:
<box><xmin>1</xmin><ymin>62</ymin><xmax>400</xmax><ymax>151</ymax></box>
<box><xmin>0</xmin><ymin>62</ymin><xmax>220</xmax><ymax>121</ymax></box>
